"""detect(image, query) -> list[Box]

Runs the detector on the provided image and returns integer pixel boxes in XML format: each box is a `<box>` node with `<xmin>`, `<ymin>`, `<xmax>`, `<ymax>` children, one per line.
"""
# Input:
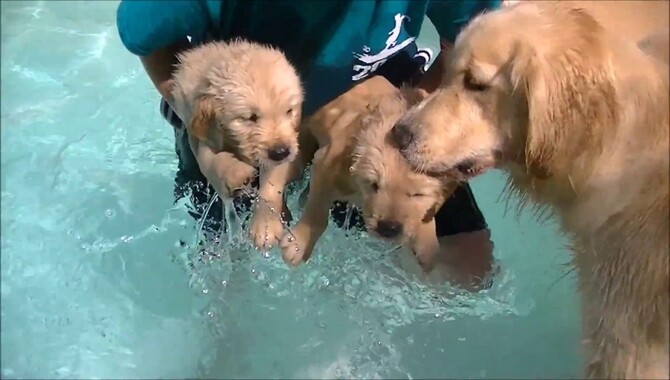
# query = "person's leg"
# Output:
<box><xmin>433</xmin><ymin>184</ymin><xmax>495</xmax><ymax>290</ymax></box>
<box><xmin>330</xmin><ymin>201</ymin><xmax>366</xmax><ymax>231</ymax></box>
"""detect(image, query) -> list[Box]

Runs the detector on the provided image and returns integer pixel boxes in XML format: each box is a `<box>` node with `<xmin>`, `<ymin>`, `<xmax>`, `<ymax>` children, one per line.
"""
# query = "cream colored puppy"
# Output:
<box><xmin>391</xmin><ymin>2</ymin><xmax>669</xmax><ymax>379</ymax></box>
<box><xmin>171</xmin><ymin>39</ymin><xmax>305</xmax><ymax>250</ymax></box>
<box><xmin>279</xmin><ymin>76</ymin><xmax>456</xmax><ymax>272</ymax></box>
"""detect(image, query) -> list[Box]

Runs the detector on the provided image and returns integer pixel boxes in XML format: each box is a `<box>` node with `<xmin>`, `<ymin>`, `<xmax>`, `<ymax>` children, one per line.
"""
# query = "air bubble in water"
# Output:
<box><xmin>104</xmin><ymin>209</ymin><xmax>115</xmax><ymax>218</ymax></box>
<box><xmin>262</xmin><ymin>251</ymin><xmax>270</xmax><ymax>259</ymax></box>
<box><xmin>120</xmin><ymin>235</ymin><xmax>133</xmax><ymax>243</ymax></box>
<box><xmin>202</xmin><ymin>289</ymin><xmax>209</xmax><ymax>294</ymax></box>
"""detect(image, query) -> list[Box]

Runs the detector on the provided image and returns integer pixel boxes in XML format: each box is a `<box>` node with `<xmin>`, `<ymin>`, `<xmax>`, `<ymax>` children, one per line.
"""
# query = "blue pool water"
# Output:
<box><xmin>1</xmin><ymin>1</ymin><xmax>583</xmax><ymax>378</ymax></box>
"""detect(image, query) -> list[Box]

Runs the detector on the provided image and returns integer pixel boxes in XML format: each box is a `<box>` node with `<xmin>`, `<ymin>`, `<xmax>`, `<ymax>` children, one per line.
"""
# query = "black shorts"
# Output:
<box><xmin>166</xmin><ymin>53</ymin><xmax>488</xmax><ymax>237</ymax></box>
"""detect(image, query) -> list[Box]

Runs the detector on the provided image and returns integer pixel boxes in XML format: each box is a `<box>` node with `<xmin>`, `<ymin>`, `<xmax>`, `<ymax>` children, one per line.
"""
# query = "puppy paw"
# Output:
<box><xmin>248</xmin><ymin>203</ymin><xmax>285</xmax><ymax>251</ymax></box>
<box><xmin>220</xmin><ymin>160</ymin><xmax>257</xmax><ymax>197</ymax></box>
<box><xmin>279</xmin><ymin>224</ymin><xmax>314</xmax><ymax>267</ymax></box>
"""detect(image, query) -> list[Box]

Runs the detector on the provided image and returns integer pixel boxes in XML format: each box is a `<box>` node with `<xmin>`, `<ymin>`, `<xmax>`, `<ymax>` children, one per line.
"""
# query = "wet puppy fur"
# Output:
<box><xmin>279</xmin><ymin>76</ymin><xmax>456</xmax><ymax>271</ymax></box>
<box><xmin>391</xmin><ymin>2</ymin><xmax>669</xmax><ymax>378</ymax></box>
<box><xmin>171</xmin><ymin>39</ymin><xmax>305</xmax><ymax>250</ymax></box>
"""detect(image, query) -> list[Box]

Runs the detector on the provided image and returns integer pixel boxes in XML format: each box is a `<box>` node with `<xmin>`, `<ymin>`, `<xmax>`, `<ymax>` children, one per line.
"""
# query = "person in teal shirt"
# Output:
<box><xmin>116</xmin><ymin>0</ymin><xmax>500</xmax><ymax>289</ymax></box>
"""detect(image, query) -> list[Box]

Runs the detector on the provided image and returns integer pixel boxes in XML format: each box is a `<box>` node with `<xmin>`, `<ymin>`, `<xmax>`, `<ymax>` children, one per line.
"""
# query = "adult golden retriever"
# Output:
<box><xmin>171</xmin><ymin>39</ymin><xmax>305</xmax><ymax>251</ymax></box>
<box><xmin>279</xmin><ymin>76</ymin><xmax>457</xmax><ymax>274</ymax></box>
<box><xmin>390</xmin><ymin>2</ymin><xmax>669</xmax><ymax>378</ymax></box>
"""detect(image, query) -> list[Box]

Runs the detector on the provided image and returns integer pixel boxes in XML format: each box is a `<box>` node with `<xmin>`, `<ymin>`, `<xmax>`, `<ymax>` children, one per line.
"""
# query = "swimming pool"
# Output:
<box><xmin>0</xmin><ymin>1</ymin><xmax>583</xmax><ymax>378</ymax></box>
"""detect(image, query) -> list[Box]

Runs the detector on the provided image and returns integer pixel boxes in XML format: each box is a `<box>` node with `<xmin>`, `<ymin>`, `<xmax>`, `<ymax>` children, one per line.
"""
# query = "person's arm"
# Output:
<box><xmin>140</xmin><ymin>39</ymin><xmax>191</xmax><ymax>108</ymax></box>
<box><xmin>116</xmin><ymin>0</ymin><xmax>210</xmax><ymax>107</ymax></box>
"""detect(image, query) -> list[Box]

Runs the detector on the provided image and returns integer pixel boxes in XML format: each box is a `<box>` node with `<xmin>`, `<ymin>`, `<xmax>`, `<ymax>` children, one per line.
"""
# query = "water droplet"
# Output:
<box><xmin>120</xmin><ymin>235</ymin><xmax>133</xmax><ymax>243</ymax></box>
<box><xmin>202</xmin><ymin>289</ymin><xmax>209</xmax><ymax>294</ymax></box>
<box><xmin>434</xmin><ymin>313</ymin><xmax>440</xmax><ymax>318</ymax></box>
<box><xmin>104</xmin><ymin>209</ymin><xmax>115</xmax><ymax>218</ymax></box>
<box><xmin>221</xmin><ymin>280</ymin><xmax>227</xmax><ymax>286</ymax></box>
<box><xmin>207</xmin><ymin>311</ymin><xmax>215</xmax><ymax>318</ymax></box>
<box><xmin>262</xmin><ymin>251</ymin><xmax>270</xmax><ymax>258</ymax></box>
<box><xmin>251</xmin><ymin>269</ymin><xmax>256</xmax><ymax>274</ymax></box>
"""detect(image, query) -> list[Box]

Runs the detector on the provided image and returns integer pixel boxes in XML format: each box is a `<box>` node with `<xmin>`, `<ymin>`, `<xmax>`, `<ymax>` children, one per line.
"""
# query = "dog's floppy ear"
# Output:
<box><xmin>188</xmin><ymin>95</ymin><xmax>218</xmax><ymax>141</ymax></box>
<box><xmin>510</xmin><ymin>7</ymin><xmax>618</xmax><ymax>180</ymax></box>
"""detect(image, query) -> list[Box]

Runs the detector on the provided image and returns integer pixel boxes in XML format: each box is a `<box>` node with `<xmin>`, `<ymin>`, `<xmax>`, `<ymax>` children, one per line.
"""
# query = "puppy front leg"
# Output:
<box><xmin>209</xmin><ymin>151</ymin><xmax>257</xmax><ymax>199</ymax></box>
<box><xmin>248</xmin><ymin>159</ymin><xmax>301</xmax><ymax>250</ymax></box>
<box><xmin>280</xmin><ymin>148</ymin><xmax>335</xmax><ymax>266</ymax></box>
<box><xmin>410</xmin><ymin>218</ymin><xmax>440</xmax><ymax>273</ymax></box>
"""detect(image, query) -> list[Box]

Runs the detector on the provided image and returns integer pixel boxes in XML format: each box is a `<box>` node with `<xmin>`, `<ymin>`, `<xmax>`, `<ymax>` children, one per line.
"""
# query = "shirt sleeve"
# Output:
<box><xmin>426</xmin><ymin>0</ymin><xmax>501</xmax><ymax>43</ymax></box>
<box><xmin>116</xmin><ymin>0</ymin><xmax>213</xmax><ymax>56</ymax></box>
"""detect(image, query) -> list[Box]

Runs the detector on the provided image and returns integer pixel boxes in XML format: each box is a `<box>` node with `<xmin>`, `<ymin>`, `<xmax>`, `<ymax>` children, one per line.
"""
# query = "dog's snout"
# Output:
<box><xmin>391</xmin><ymin>122</ymin><xmax>415</xmax><ymax>150</ymax></box>
<box><xmin>375</xmin><ymin>220</ymin><xmax>403</xmax><ymax>238</ymax></box>
<box><xmin>268</xmin><ymin>145</ymin><xmax>291</xmax><ymax>161</ymax></box>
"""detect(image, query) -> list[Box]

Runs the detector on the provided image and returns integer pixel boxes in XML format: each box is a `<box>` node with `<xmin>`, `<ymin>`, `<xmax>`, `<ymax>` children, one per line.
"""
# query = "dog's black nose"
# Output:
<box><xmin>375</xmin><ymin>220</ymin><xmax>403</xmax><ymax>238</ymax></box>
<box><xmin>391</xmin><ymin>122</ymin><xmax>414</xmax><ymax>150</ymax></box>
<box><xmin>268</xmin><ymin>146</ymin><xmax>291</xmax><ymax>161</ymax></box>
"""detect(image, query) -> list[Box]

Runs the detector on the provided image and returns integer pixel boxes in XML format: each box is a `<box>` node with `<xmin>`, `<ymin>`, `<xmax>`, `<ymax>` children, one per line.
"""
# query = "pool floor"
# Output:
<box><xmin>1</xmin><ymin>1</ymin><xmax>583</xmax><ymax>378</ymax></box>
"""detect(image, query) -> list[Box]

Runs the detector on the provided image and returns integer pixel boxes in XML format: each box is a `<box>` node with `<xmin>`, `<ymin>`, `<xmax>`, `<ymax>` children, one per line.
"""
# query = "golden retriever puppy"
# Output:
<box><xmin>279</xmin><ymin>76</ymin><xmax>456</xmax><ymax>272</ymax></box>
<box><xmin>390</xmin><ymin>2</ymin><xmax>669</xmax><ymax>379</ymax></box>
<box><xmin>171</xmin><ymin>39</ymin><xmax>305</xmax><ymax>250</ymax></box>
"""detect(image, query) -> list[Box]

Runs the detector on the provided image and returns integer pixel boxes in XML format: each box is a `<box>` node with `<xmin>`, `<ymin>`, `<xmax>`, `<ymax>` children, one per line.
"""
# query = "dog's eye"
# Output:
<box><xmin>463</xmin><ymin>72</ymin><xmax>489</xmax><ymax>92</ymax></box>
<box><xmin>410</xmin><ymin>193</ymin><xmax>426</xmax><ymax>197</ymax></box>
<box><xmin>455</xmin><ymin>159</ymin><xmax>476</xmax><ymax>175</ymax></box>
<box><xmin>286</xmin><ymin>108</ymin><xmax>294</xmax><ymax>116</ymax></box>
<box><xmin>238</xmin><ymin>113</ymin><xmax>259</xmax><ymax>123</ymax></box>
<box><xmin>371</xmin><ymin>182</ymin><xmax>379</xmax><ymax>192</ymax></box>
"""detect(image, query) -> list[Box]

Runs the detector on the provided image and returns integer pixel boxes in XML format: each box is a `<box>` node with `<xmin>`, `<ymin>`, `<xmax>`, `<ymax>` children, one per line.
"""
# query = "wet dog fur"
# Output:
<box><xmin>279</xmin><ymin>76</ymin><xmax>456</xmax><ymax>271</ymax></box>
<box><xmin>171</xmin><ymin>39</ymin><xmax>305</xmax><ymax>250</ymax></box>
<box><xmin>391</xmin><ymin>2</ymin><xmax>669</xmax><ymax>378</ymax></box>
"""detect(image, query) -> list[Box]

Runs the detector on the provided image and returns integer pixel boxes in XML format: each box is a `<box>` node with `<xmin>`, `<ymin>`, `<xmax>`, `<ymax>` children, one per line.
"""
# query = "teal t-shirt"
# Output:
<box><xmin>116</xmin><ymin>0</ymin><xmax>500</xmax><ymax>114</ymax></box>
